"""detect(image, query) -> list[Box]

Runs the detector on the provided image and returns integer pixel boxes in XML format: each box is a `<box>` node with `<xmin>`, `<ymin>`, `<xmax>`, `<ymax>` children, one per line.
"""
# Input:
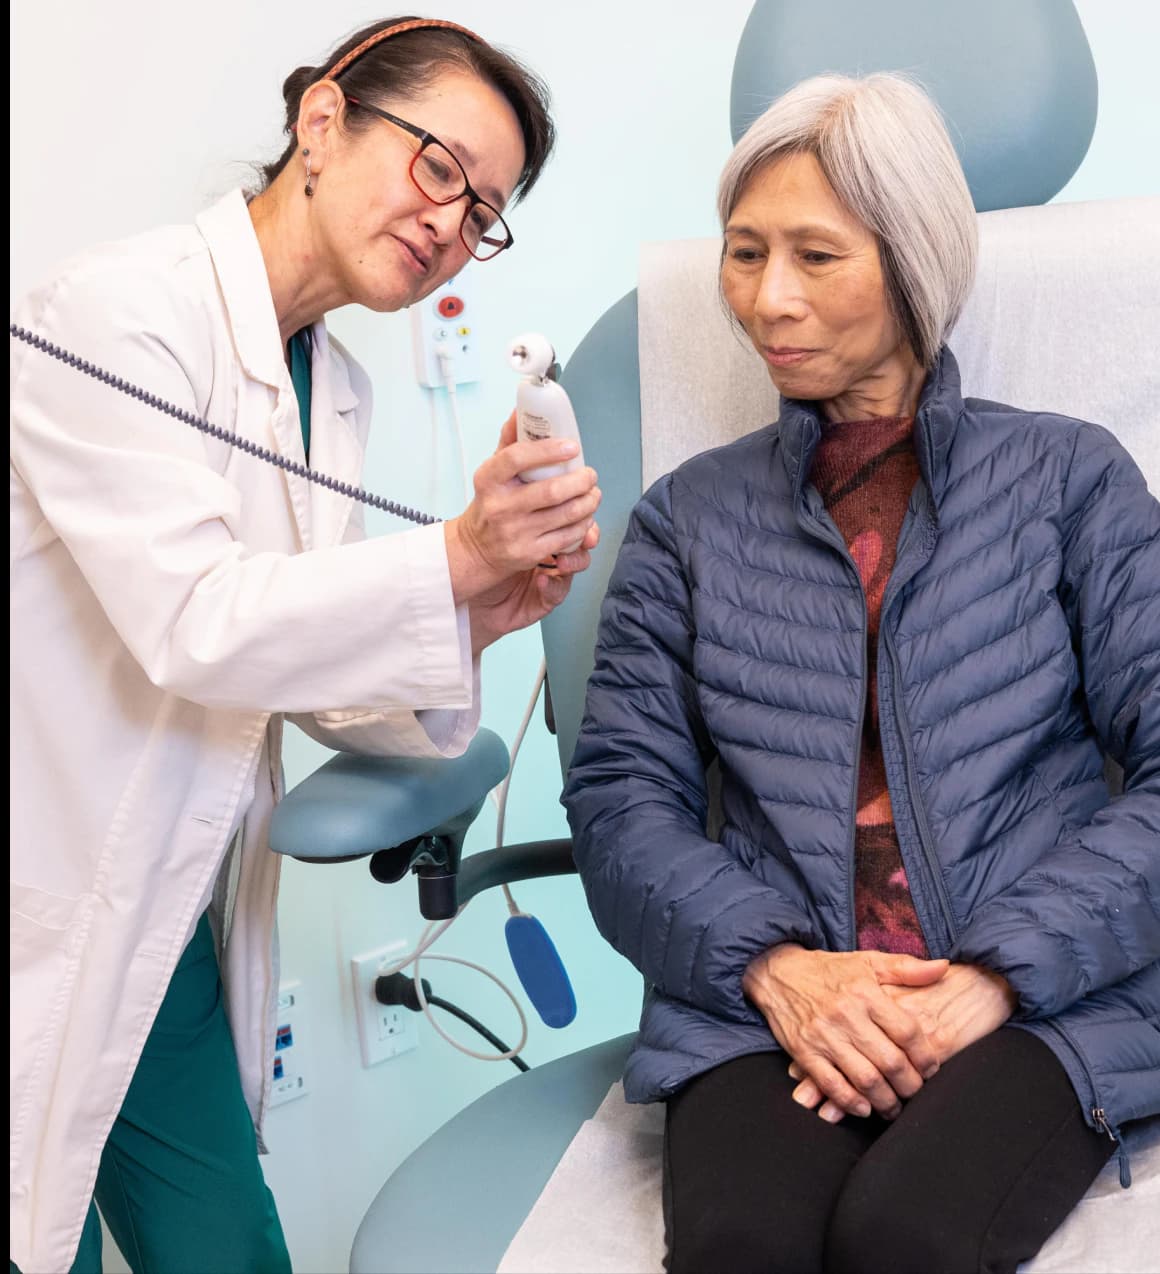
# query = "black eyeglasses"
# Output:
<box><xmin>344</xmin><ymin>95</ymin><xmax>514</xmax><ymax>261</ymax></box>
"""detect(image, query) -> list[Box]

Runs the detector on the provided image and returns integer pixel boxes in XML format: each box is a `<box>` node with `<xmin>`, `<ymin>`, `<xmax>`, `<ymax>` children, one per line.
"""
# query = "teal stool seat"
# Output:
<box><xmin>269</xmin><ymin>728</ymin><xmax>510</xmax><ymax>861</ymax></box>
<box><xmin>349</xmin><ymin>1033</ymin><xmax>636</xmax><ymax>1274</ymax></box>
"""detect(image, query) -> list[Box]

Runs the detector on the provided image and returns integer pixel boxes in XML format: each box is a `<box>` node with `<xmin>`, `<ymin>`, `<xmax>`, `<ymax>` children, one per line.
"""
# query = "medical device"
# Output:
<box><xmin>508</xmin><ymin>333</ymin><xmax>585</xmax><ymax>482</ymax></box>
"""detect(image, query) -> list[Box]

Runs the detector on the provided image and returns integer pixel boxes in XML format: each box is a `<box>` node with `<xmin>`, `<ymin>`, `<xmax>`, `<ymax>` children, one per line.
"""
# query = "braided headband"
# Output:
<box><xmin>325</xmin><ymin>17</ymin><xmax>484</xmax><ymax>82</ymax></box>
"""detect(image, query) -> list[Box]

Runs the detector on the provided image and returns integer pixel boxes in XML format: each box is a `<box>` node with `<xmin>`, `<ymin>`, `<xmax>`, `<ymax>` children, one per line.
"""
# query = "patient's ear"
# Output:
<box><xmin>729</xmin><ymin>0</ymin><xmax>1097</xmax><ymax>211</ymax></box>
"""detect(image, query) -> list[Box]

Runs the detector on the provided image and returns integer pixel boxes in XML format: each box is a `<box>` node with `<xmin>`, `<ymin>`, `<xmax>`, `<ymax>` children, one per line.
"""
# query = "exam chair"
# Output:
<box><xmin>267</xmin><ymin>3</ymin><xmax>1159</xmax><ymax>1270</ymax></box>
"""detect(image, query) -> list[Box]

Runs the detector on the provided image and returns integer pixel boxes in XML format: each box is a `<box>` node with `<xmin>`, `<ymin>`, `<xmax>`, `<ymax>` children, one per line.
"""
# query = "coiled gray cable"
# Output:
<box><xmin>10</xmin><ymin>323</ymin><xmax>440</xmax><ymax>526</ymax></box>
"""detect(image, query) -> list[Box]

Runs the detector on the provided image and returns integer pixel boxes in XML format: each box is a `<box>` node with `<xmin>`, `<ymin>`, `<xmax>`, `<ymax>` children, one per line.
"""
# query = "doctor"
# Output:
<box><xmin>9</xmin><ymin>16</ymin><xmax>599</xmax><ymax>1274</ymax></box>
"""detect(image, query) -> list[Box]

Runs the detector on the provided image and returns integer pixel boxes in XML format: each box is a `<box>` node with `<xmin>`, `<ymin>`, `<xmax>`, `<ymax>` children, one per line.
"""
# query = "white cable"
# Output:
<box><xmin>378</xmin><ymin>912</ymin><xmax>459</xmax><ymax>978</ymax></box>
<box><xmin>494</xmin><ymin>658</ymin><xmax>547</xmax><ymax>916</ymax></box>
<box><xmin>377</xmin><ymin>907</ymin><xmax>529</xmax><ymax>1063</ymax></box>
<box><xmin>412</xmin><ymin>951</ymin><xmax>529</xmax><ymax>1062</ymax></box>
<box><xmin>436</xmin><ymin>344</ymin><xmax>473</xmax><ymax>503</ymax></box>
<box><xmin>427</xmin><ymin>389</ymin><xmax>442</xmax><ymax>516</ymax></box>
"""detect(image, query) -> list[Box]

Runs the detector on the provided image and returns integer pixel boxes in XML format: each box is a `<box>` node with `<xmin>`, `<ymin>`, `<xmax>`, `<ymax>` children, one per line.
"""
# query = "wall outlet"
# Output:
<box><xmin>350</xmin><ymin>944</ymin><xmax>420</xmax><ymax>1068</ymax></box>
<box><xmin>269</xmin><ymin>982</ymin><xmax>309</xmax><ymax>1107</ymax></box>
<box><xmin>411</xmin><ymin>270</ymin><xmax>481</xmax><ymax>388</ymax></box>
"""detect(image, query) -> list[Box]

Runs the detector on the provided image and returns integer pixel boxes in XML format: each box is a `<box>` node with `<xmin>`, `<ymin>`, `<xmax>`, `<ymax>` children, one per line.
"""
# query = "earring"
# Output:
<box><xmin>303</xmin><ymin>147</ymin><xmax>314</xmax><ymax>198</ymax></box>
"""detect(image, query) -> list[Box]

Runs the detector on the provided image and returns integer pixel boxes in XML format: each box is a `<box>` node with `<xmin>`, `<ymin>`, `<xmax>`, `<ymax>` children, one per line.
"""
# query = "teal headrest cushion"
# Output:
<box><xmin>731</xmin><ymin>0</ymin><xmax>1097</xmax><ymax>210</ymax></box>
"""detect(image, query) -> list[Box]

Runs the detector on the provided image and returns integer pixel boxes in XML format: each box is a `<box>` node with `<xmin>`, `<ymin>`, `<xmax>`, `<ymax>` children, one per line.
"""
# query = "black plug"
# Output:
<box><xmin>375</xmin><ymin>971</ymin><xmax>432</xmax><ymax>1012</ymax></box>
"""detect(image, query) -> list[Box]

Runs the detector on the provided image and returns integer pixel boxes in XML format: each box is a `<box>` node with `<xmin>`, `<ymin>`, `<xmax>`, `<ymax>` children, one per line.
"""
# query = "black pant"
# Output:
<box><xmin>663</xmin><ymin>1027</ymin><xmax>1114</xmax><ymax>1274</ymax></box>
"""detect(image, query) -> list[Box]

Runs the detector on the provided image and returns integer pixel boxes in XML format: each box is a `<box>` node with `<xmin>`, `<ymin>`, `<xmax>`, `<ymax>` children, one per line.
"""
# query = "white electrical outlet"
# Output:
<box><xmin>350</xmin><ymin>944</ymin><xmax>420</xmax><ymax>1068</ymax></box>
<box><xmin>269</xmin><ymin>982</ymin><xmax>309</xmax><ymax>1107</ymax></box>
<box><xmin>411</xmin><ymin>270</ymin><xmax>481</xmax><ymax>388</ymax></box>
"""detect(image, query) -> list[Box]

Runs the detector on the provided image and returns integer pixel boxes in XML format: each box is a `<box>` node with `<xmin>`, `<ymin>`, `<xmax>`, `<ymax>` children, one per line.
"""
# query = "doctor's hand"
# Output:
<box><xmin>741</xmin><ymin>943</ymin><xmax>948</xmax><ymax>1122</ymax></box>
<box><xmin>444</xmin><ymin>413</ymin><xmax>600</xmax><ymax>612</ymax></box>
<box><xmin>465</xmin><ymin>522</ymin><xmax>600</xmax><ymax>655</ymax></box>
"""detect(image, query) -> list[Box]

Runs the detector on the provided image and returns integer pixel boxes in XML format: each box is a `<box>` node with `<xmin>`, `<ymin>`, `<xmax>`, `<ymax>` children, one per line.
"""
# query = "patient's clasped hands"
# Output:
<box><xmin>742</xmin><ymin>944</ymin><xmax>1017</xmax><ymax>1124</ymax></box>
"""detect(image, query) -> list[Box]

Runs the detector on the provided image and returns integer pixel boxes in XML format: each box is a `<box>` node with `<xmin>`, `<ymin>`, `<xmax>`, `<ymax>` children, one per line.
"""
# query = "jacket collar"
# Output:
<box><xmin>777</xmin><ymin>344</ymin><xmax>964</xmax><ymax>504</ymax></box>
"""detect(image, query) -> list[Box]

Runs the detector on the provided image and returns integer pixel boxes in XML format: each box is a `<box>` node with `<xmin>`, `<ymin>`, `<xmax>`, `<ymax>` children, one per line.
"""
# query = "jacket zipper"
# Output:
<box><xmin>803</xmin><ymin>486</ymin><xmax>953</xmax><ymax>956</ymax></box>
<box><xmin>798</xmin><ymin>497</ymin><xmax>866</xmax><ymax>951</ymax></box>
<box><xmin>883</xmin><ymin>622</ymin><xmax>959</xmax><ymax>952</ymax></box>
<box><xmin>849</xmin><ymin>593</ymin><xmax>868</xmax><ymax>948</ymax></box>
<box><xmin>1043</xmin><ymin>1021</ymin><xmax>1131</xmax><ymax>1186</ymax></box>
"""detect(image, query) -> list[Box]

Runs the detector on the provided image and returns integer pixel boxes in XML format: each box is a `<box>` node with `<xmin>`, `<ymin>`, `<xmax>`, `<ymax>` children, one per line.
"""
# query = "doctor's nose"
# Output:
<box><xmin>420</xmin><ymin>198</ymin><xmax>470</xmax><ymax>251</ymax></box>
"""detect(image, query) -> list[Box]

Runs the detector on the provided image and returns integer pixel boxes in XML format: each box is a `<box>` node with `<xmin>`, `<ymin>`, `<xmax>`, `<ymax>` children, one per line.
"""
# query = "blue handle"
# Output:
<box><xmin>504</xmin><ymin>914</ymin><xmax>577</xmax><ymax>1029</ymax></box>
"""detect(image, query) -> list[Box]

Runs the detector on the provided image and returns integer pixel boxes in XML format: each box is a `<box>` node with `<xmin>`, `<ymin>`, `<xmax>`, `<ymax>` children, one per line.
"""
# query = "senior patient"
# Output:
<box><xmin>563</xmin><ymin>72</ymin><xmax>1159</xmax><ymax>1274</ymax></box>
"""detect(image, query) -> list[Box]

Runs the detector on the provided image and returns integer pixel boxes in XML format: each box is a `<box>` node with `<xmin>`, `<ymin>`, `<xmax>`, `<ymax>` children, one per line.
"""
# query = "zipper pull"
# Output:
<box><xmin>1092</xmin><ymin>1108</ymin><xmax>1132</xmax><ymax>1187</ymax></box>
<box><xmin>1092</xmin><ymin>1107</ymin><xmax>1115</xmax><ymax>1140</ymax></box>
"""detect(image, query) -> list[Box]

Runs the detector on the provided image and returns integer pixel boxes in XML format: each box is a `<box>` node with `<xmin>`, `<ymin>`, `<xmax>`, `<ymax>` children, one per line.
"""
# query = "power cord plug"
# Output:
<box><xmin>376</xmin><ymin>971</ymin><xmax>431</xmax><ymax>1012</ymax></box>
<box><xmin>374</xmin><ymin>970</ymin><xmax>530</xmax><ymax>1072</ymax></box>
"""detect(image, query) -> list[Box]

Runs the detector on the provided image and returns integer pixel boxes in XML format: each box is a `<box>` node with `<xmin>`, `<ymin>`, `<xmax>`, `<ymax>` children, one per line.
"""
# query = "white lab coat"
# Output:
<box><xmin>9</xmin><ymin>189</ymin><xmax>481</xmax><ymax>1273</ymax></box>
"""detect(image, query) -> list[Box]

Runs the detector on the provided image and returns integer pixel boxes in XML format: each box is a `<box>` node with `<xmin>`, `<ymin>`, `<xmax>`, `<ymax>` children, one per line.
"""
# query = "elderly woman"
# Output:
<box><xmin>562</xmin><ymin>72</ymin><xmax>1159</xmax><ymax>1274</ymax></box>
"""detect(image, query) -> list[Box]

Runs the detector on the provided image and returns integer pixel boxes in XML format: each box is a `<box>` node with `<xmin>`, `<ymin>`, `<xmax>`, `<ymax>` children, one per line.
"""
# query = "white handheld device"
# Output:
<box><xmin>507</xmin><ymin>333</ymin><xmax>585</xmax><ymax>483</ymax></box>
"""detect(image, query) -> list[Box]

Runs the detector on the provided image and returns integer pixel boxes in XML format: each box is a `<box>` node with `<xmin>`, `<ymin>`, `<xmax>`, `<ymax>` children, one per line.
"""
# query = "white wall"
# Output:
<box><xmin>10</xmin><ymin>2</ymin><xmax>1158</xmax><ymax>1272</ymax></box>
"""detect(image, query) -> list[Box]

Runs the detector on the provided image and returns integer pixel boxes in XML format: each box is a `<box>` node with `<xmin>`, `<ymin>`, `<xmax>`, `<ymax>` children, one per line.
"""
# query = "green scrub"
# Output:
<box><xmin>289</xmin><ymin>326</ymin><xmax>312</xmax><ymax>461</ymax></box>
<box><xmin>63</xmin><ymin>915</ymin><xmax>290</xmax><ymax>1273</ymax></box>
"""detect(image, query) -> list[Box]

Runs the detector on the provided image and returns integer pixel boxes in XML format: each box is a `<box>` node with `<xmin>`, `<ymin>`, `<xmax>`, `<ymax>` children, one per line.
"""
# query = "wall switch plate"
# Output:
<box><xmin>350</xmin><ymin>944</ymin><xmax>420</xmax><ymax>1068</ymax></box>
<box><xmin>270</xmin><ymin>982</ymin><xmax>309</xmax><ymax>1107</ymax></box>
<box><xmin>411</xmin><ymin>270</ymin><xmax>481</xmax><ymax>388</ymax></box>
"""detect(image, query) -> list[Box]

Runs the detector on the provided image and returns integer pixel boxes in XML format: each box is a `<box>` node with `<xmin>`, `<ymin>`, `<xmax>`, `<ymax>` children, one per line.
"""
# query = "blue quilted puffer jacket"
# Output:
<box><xmin>563</xmin><ymin>347</ymin><xmax>1160</xmax><ymax>1169</ymax></box>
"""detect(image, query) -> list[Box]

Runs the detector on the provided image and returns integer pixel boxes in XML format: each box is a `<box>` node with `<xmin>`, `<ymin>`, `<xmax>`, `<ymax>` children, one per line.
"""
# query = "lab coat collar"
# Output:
<box><xmin>196</xmin><ymin>189</ymin><xmax>289</xmax><ymax>390</ymax></box>
<box><xmin>309</xmin><ymin>321</ymin><xmax>360</xmax><ymax>417</ymax></box>
<box><xmin>304</xmin><ymin>321</ymin><xmax>364</xmax><ymax>546</ymax></box>
<box><xmin>197</xmin><ymin>190</ymin><xmax>365</xmax><ymax>550</ymax></box>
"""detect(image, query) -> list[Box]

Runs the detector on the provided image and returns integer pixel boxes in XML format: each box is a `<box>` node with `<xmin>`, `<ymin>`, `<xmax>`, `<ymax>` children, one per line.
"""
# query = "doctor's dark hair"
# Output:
<box><xmin>717</xmin><ymin>72</ymin><xmax>978</xmax><ymax>370</ymax></box>
<box><xmin>254</xmin><ymin>16</ymin><xmax>556</xmax><ymax>202</ymax></box>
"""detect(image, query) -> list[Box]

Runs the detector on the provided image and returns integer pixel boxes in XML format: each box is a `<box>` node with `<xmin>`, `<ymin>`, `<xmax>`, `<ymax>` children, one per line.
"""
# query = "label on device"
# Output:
<box><xmin>521</xmin><ymin>411</ymin><xmax>553</xmax><ymax>441</ymax></box>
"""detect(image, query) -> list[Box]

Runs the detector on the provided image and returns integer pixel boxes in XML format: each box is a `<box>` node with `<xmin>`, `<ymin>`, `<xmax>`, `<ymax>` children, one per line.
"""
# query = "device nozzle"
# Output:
<box><xmin>507</xmin><ymin>332</ymin><xmax>556</xmax><ymax>379</ymax></box>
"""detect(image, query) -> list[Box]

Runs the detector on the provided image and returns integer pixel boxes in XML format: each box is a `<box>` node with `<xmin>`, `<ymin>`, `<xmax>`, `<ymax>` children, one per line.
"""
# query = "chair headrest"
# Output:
<box><xmin>638</xmin><ymin>197</ymin><xmax>1160</xmax><ymax>492</ymax></box>
<box><xmin>731</xmin><ymin>0</ymin><xmax>1098</xmax><ymax>211</ymax></box>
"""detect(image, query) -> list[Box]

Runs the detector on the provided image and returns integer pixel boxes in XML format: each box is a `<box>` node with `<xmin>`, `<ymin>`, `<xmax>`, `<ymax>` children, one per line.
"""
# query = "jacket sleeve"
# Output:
<box><xmin>953</xmin><ymin>425</ymin><xmax>1160</xmax><ymax>1018</ymax></box>
<box><xmin>10</xmin><ymin>258</ymin><xmax>472</xmax><ymax>716</ymax></box>
<box><xmin>562</xmin><ymin>475</ymin><xmax>826</xmax><ymax>1024</ymax></box>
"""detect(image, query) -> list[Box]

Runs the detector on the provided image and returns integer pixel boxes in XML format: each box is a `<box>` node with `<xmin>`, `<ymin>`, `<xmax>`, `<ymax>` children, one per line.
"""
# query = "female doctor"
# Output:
<box><xmin>9</xmin><ymin>17</ymin><xmax>600</xmax><ymax>1274</ymax></box>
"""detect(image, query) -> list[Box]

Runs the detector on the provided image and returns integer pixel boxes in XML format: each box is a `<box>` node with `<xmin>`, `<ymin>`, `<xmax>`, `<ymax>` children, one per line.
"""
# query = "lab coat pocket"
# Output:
<box><xmin>11</xmin><ymin>881</ymin><xmax>81</xmax><ymax>951</ymax></box>
<box><xmin>10</xmin><ymin>884</ymin><xmax>84</xmax><ymax>1136</ymax></box>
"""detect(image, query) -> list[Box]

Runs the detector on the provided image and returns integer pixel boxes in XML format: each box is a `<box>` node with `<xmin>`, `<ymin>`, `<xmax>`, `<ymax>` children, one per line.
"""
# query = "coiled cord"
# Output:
<box><xmin>9</xmin><ymin>323</ymin><xmax>440</xmax><ymax>526</ymax></box>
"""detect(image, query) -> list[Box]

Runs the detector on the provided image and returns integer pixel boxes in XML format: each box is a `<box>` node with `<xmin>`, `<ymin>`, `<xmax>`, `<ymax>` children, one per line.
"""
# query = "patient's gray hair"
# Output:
<box><xmin>718</xmin><ymin>72</ymin><xmax>977</xmax><ymax>369</ymax></box>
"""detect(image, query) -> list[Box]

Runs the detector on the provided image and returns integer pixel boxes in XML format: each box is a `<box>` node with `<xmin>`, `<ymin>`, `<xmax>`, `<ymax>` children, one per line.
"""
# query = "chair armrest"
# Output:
<box><xmin>456</xmin><ymin>838</ymin><xmax>577</xmax><ymax>907</ymax></box>
<box><xmin>268</xmin><ymin>728</ymin><xmax>510</xmax><ymax>862</ymax></box>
